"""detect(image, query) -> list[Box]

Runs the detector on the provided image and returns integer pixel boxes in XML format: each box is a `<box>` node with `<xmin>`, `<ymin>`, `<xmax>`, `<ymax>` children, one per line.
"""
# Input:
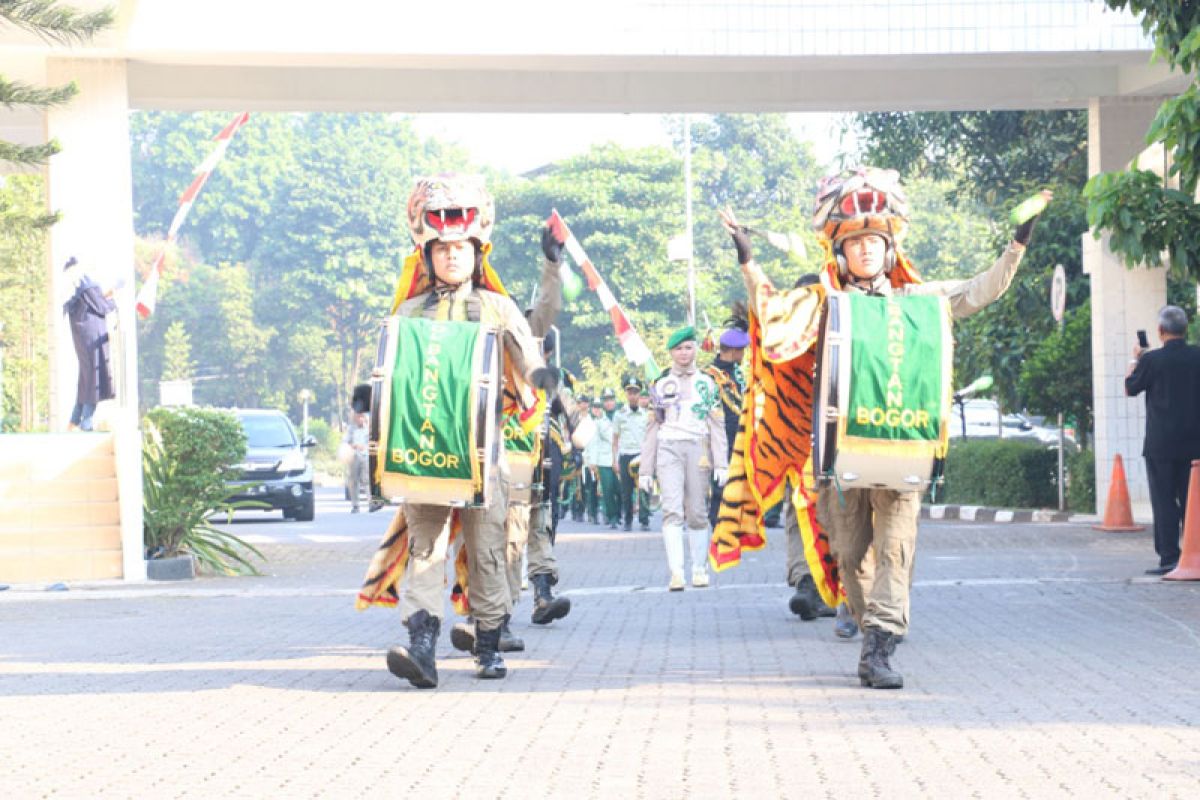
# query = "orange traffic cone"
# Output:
<box><xmin>1092</xmin><ymin>453</ymin><xmax>1145</xmax><ymax>532</ymax></box>
<box><xmin>1164</xmin><ymin>460</ymin><xmax>1200</xmax><ymax>581</ymax></box>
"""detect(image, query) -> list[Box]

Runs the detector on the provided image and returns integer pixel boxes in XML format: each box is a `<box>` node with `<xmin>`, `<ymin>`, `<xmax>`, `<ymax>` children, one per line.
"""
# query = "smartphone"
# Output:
<box><xmin>1137</xmin><ymin>330</ymin><xmax>1149</xmax><ymax>348</ymax></box>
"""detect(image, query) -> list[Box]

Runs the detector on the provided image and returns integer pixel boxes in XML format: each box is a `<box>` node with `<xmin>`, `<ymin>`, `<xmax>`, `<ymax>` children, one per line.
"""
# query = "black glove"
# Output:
<box><xmin>730</xmin><ymin>226</ymin><xmax>753</xmax><ymax>265</ymax></box>
<box><xmin>1013</xmin><ymin>215</ymin><xmax>1040</xmax><ymax>247</ymax></box>
<box><xmin>530</xmin><ymin>366</ymin><xmax>559</xmax><ymax>392</ymax></box>
<box><xmin>351</xmin><ymin>384</ymin><xmax>372</xmax><ymax>413</ymax></box>
<box><xmin>541</xmin><ymin>225</ymin><xmax>565</xmax><ymax>263</ymax></box>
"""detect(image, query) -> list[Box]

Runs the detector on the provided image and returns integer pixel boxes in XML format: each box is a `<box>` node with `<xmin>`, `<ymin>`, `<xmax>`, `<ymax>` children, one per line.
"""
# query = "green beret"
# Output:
<box><xmin>667</xmin><ymin>325</ymin><xmax>697</xmax><ymax>350</ymax></box>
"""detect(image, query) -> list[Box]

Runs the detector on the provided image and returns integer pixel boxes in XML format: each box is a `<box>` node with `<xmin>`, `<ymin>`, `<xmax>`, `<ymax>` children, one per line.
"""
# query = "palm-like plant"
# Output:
<box><xmin>142</xmin><ymin>415</ymin><xmax>266</xmax><ymax>576</ymax></box>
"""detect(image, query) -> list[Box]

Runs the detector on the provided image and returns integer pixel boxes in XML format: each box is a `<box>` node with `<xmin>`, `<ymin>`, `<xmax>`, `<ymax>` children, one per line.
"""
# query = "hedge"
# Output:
<box><xmin>935</xmin><ymin>438</ymin><xmax>1058</xmax><ymax>509</ymax></box>
<box><xmin>1066</xmin><ymin>448</ymin><xmax>1096</xmax><ymax>514</ymax></box>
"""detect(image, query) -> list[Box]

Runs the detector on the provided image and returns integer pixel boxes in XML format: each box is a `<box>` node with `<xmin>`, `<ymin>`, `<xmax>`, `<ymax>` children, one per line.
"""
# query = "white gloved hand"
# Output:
<box><xmin>638</xmin><ymin>475</ymin><xmax>653</xmax><ymax>493</ymax></box>
<box><xmin>714</xmin><ymin>468</ymin><xmax>729</xmax><ymax>486</ymax></box>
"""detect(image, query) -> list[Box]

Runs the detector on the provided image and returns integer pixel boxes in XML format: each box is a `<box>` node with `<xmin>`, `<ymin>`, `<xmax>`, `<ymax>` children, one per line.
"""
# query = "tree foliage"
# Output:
<box><xmin>0</xmin><ymin>174</ymin><xmax>49</xmax><ymax>430</ymax></box>
<box><xmin>492</xmin><ymin>115</ymin><xmax>825</xmax><ymax>379</ymax></box>
<box><xmin>0</xmin><ymin>1</ymin><xmax>113</xmax><ymax>168</ymax></box>
<box><xmin>852</xmin><ymin>109</ymin><xmax>1091</xmax><ymax>416</ymax></box>
<box><xmin>132</xmin><ymin>112</ymin><xmax>470</xmax><ymax>421</ymax></box>
<box><xmin>0</xmin><ymin>1</ymin><xmax>113</xmax><ymax>44</ymax></box>
<box><xmin>1083</xmin><ymin>1</ymin><xmax>1200</xmax><ymax>278</ymax></box>
<box><xmin>1019</xmin><ymin>299</ymin><xmax>1093</xmax><ymax>447</ymax></box>
<box><xmin>161</xmin><ymin>321</ymin><xmax>194</xmax><ymax>382</ymax></box>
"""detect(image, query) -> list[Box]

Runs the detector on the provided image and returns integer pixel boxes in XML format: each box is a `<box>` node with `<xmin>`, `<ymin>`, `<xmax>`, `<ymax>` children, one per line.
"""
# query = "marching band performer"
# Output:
<box><xmin>451</xmin><ymin>224</ymin><xmax>580</xmax><ymax>657</ymax></box>
<box><xmin>357</xmin><ymin>174</ymin><xmax>556</xmax><ymax>688</ymax></box>
<box><xmin>640</xmin><ymin>326</ymin><xmax>729</xmax><ymax>590</ymax></box>
<box><xmin>718</xmin><ymin>168</ymin><xmax>1050</xmax><ymax>689</ymax></box>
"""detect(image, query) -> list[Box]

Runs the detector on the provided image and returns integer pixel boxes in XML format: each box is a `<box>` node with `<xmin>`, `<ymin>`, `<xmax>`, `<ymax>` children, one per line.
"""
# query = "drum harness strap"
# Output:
<box><xmin>422</xmin><ymin>285</ymin><xmax>484</xmax><ymax>322</ymax></box>
<box><xmin>823</xmin><ymin>466</ymin><xmax>849</xmax><ymax>509</ymax></box>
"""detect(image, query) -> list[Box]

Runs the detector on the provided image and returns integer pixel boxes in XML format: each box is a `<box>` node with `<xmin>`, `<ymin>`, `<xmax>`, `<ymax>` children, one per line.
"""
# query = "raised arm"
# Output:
<box><xmin>527</xmin><ymin>224</ymin><xmax>564</xmax><ymax>338</ymax></box>
<box><xmin>911</xmin><ymin>190</ymin><xmax>1052</xmax><ymax>319</ymax></box>
<box><xmin>719</xmin><ymin>207</ymin><xmax>824</xmax><ymax>362</ymax></box>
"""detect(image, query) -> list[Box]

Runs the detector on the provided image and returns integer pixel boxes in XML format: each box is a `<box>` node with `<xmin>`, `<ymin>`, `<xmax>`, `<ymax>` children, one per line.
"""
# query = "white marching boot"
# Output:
<box><xmin>688</xmin><ymin>527</ymin><xmax>710</xmax><ymax>587</ymax></box>
<box><xmin>663</xmin><ymin>523</ymin><xmax>686</xmax><ymax>591</ymax></box>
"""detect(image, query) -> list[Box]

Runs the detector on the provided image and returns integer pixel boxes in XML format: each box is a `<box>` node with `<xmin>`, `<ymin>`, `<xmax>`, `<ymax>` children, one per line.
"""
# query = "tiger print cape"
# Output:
<box><xmin>356</xmin><ymin>245</ymin><xmax>544</xmax><ymax>612</ymax></box>
<box><xmin>708</xmin><ymin>241</ymin><xmax>922</xmax><ymax>607</ymax></box>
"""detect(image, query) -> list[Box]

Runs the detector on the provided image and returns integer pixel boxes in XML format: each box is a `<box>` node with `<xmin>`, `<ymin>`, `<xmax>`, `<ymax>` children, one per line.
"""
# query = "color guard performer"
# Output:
<box><xmin>640</xmin><ymin>326</ymin><xmax>729</xmax><ymax>590</ymax></box>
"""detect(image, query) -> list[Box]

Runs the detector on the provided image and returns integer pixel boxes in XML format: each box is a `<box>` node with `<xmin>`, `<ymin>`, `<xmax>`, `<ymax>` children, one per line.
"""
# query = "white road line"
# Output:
<box><xmin>0</xmin><ymin>575</ymin><xmax>1153</xmax><ymax>603</ymax></box>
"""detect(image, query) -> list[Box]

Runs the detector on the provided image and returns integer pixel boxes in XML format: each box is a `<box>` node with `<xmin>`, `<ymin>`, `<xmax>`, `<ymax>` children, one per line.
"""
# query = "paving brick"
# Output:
<box><xmin>1</xmin><ymin>516</ymin><xmax>1199</xmax><ymax>797</ymax></box>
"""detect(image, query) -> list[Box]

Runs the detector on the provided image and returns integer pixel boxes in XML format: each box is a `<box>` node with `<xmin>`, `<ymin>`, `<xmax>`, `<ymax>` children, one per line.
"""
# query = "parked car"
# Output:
<box><xmin>948</xmin><ymin>399</ymin><xmax>1077</xmax><ymax>451</ymax></box>
<box><xmin>226</xmin><ymin>409</ymin><xmax>316</xmax><ymax>521</ymax></box>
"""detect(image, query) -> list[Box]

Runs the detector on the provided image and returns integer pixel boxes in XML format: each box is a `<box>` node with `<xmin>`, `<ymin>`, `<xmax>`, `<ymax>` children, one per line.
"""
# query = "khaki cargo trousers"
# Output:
<box><xmin>399</xmin><ymin>480</ymin><xmax>511</xmax><ymax>632</ymax></box>
<box><xmin>816</xmin><ymin>486</ymin><xmax>919</xmax><ymax>636</ymax></box>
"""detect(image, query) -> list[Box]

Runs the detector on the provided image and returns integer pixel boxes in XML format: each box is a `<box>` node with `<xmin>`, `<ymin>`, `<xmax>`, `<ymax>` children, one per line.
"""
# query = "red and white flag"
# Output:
<box><xmin>548</xmin><ymin>210</ymin><xmax>660</xmax><ymax>380</ymax></box>
<box><xmin>136</xmin><ymin>112</ymin><xmax>250</xmax><ymax>318</ymax></box>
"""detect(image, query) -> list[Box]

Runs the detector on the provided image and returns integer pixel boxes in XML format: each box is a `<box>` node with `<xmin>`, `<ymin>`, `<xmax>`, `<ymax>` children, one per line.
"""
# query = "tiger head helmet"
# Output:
<box><xmin>406</xmin><ymin>173</ymin><xmax>495</xmax><ymax>250</ymax></box>
<box><xmin>812</xmin><ymin>167</ymin><xmax>909</xmax><ymax>282</ymax></box>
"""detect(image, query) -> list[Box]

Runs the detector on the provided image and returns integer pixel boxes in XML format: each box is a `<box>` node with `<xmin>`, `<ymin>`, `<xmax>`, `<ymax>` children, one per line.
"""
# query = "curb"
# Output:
<box><xmin>921</xmin><ymin>505</ymin><xmax>1099</xmax><ymax>524</ymax></box>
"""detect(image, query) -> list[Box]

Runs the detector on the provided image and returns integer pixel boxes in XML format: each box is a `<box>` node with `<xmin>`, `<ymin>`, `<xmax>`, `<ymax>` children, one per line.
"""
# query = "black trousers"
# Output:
<box><xmin>618</xmin><ymin>454</ymin><xmax>649</xmax><ymax>526</ymax></box>
<box><xmin>545</xmin><ymin>446</ymin><xmax>564</xmax><ymax>540</ymax></box>
<box><xmin>1146</xmin><ymin>456</ymin><xmax>1193</xmax><ymax>566</ymax></box>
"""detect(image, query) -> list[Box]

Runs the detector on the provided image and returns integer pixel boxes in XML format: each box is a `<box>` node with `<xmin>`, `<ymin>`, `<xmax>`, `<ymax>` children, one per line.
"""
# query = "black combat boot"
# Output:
<box><xmin>833</xmin><ymin>603</ymin><xmax>859</xmax><ymax>639</ymax></box>
<box><xmin>858</xmin><ymin>628</ymin><xmax>903</xmax><ymax>689</ymax></box>
<box><xmin>788</xmin><ymin>574</ymin><xmax>824</xmax><ymax>621</ymax></box>
<box><xmin>386</xmin><ymin>609</ymin><xmax>440</xmax><ymax>688</ymax></box>
<box><xmin>452</xmin><ymin>615</ymin><xmax>523</xmax><ymax>653</ymax></box>
<box><xmin>499</xmin><ymin>614</ymin><xmax>525</xmax><ymax>652</ymax></box>
<box><xmin>474</xmin><ymin>624</ymin><xmax>508</xmax><ymax>679</ymax></box>
<box><xmin>530</xmin><ymin>573</ymin><xmax>571</xmax><ymax>625</ymax></box>
<box><xmin>450</xmin><ymin>618</ymin><xmax>476</xmax><ymax>653</ymax></box>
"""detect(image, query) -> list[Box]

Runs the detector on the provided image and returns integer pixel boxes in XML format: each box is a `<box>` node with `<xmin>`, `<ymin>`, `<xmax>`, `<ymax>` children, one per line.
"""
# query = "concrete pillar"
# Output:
<box><xmin>1084</xmin><ymin>95</ymin><xmax>1166</xmax><ymax>519</ymax></box>
<box><xmin>44</xmin><ymin>57</ymin><xmax>145</xmax><ymax>580</ymax></box>
<box><xmin>44</xmin><ymin>57</ymin><xmax>139</xmax><ymax>428</ymax></box>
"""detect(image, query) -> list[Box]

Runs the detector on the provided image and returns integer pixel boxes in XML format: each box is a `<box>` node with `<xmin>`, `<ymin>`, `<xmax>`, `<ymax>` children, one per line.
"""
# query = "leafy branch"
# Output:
<box><xmin>1084</xmin><ymin>2</ymin><xmax>1200</xmax><ymax>279</ymax></box>
<box><xmin>0</xmin><ymin>1</ymin><xmax>114</xmax><ymax>45</ymax></box>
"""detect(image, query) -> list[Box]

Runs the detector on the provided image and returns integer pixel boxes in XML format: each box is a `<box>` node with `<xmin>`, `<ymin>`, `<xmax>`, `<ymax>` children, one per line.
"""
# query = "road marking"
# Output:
<box><xmin>301</xmin><ymin>534</ymin><xmax>361</xmax><ymax>543</ymax></box>
<box><xmin>238</xmin><ymin>534</ymin><xmax>278</xmax><ymax>544</ymax></box>
<box><xmin>0</xmin><ymin>574</ymin><xmax>1159</xmax><ymax>603</ymax></box>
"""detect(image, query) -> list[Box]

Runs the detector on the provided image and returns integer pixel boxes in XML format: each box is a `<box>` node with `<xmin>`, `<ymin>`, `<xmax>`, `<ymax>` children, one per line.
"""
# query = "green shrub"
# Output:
<box><xmin>142</xmin><ymin>406</ymin><xmax>265</xmax><ymax>575</ymax></box>
<box><xmin>939</xmin><ymin>438</ymin><xmax>1058</xmax><ymax>509</ymax></box>
<box><xmin>306</xmin><ymin>417</ymin><xmax>340</xmax><ymax>457</ymax></box>
<box><xmin>1067</xmin><ymin>448</ymin><xmax>1096</xmax><ymax>513</ymax></box>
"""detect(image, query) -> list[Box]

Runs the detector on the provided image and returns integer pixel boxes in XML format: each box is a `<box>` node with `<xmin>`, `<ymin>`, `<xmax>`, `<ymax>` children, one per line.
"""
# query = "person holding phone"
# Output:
<box><xmin>1125</xmin><ymin>306</ymin><xmax>1200</xmax><ymax>575</ymax></box>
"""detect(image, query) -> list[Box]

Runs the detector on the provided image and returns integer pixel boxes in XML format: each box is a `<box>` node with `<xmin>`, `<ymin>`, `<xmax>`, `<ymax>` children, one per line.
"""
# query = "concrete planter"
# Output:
<box><xmin>146</xmin><ymin>554</ymin><xmax>195</xmax><ymax>581</ymax></box>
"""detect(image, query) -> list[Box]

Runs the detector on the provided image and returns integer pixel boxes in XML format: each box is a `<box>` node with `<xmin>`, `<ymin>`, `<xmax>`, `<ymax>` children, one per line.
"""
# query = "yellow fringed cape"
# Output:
<box><xmin>356</xmin><ymin>244</ymin><xmax>546</xmax><ymax>612</ymax></box>
<box><xmin>708</xmin><ymin>240</ymin><xmax>923</xmax><ymax>607</ymax></box>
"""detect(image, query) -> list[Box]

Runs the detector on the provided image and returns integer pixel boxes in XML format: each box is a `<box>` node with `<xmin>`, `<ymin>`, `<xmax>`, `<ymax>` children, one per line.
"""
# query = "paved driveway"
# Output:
<box><xmin>2</xmin><ymin>498</ymin><xmax>1198</xmax><ymax>797</ymax></box>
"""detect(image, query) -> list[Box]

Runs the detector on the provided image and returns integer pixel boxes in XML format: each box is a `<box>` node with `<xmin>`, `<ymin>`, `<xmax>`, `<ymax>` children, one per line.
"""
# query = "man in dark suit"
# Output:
<box><xmin>1125</xmin><ymin>305</ymin><xmax>1200</xmax><ymax>575</ymax></box>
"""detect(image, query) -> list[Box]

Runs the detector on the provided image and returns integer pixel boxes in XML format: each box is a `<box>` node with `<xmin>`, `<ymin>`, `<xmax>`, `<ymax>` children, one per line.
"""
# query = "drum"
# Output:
<box><xmin>369</xmin><ymin>315</ymin><xmax>501</xmax><ymax>507</ymax></box>
<box><xmin>812</xmin><ymin>291</ymin><xmax>952</xmax><ymax>492</ymax></box>
<box><xmin>503</xmin><ymin>413</ymin><xmax>541</xmax><ymax>505</ymax></box>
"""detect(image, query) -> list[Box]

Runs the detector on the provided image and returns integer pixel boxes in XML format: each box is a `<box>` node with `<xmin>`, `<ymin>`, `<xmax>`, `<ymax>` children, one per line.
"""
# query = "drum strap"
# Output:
<box><xmin>421</xmin><ymin>285</ymin><xmax>484</xmax><ymax>322</ymax></box>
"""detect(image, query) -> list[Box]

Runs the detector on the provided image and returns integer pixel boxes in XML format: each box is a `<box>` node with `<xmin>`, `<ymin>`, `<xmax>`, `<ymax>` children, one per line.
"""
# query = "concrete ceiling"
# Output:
<box><xmin>0</xmin><ymin>0</ymin><xmax>1190</xmax><ymax>145</ymax></box>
